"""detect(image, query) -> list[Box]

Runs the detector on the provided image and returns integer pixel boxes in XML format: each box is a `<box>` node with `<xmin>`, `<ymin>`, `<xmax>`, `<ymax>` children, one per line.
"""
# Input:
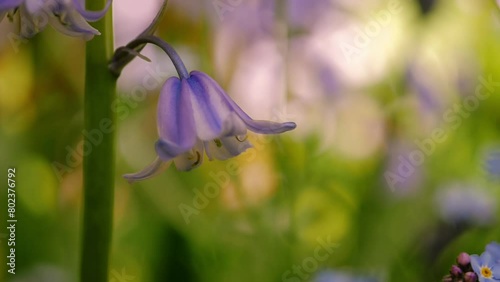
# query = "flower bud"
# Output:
<box><xmin>464</xmin><ymin>272</ymin><xmax>477</xmax><ymax>282</ymax></box>
<box><xmin>450</xmin><ymin>265</ymin><xmax>463</xmax><ymax>276</ymax></box>
<box><xmin>457</xmin><ymin>252</ymin><xmax>471</xmax><ymax>267</ymax></box>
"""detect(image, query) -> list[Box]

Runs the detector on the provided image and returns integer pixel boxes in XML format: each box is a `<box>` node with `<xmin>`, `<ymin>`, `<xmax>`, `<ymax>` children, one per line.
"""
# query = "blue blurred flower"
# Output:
<box><xmin>470</xmin><ymin>251</ymin><xmax>500</xmax><ymax>282</ymax></box>
<box><xmin>314</xmin><ymin>270</ymin><xmax>379</xmax><ymax>282</ymax></box>
<box><xmin>487</xmin><ymin>242</ymin><xmax>500</xmax><ymax>263</ymax></box>
<box><xmin>406</xmin><ymin>62</ymin><xmax>441</xmax><ymax>115</ymax></box>
<box><xmin>124</xmin><ymin>70</ymin><xmax>296</xmax><ymax>182</ymax></box>
<box><xmin>435</xmin><ymin>183</ymin><xmax>496</xmax><ymax>226</ymax></box>
<box><xmin>0</xmin><ymin>0</ymin><xmax>110</xmax><ymax>39</ymax></box>
<box><xmin>485</xmin><ymin>151</ymin><xmax>500</xmax><ymax>178</ymax></box>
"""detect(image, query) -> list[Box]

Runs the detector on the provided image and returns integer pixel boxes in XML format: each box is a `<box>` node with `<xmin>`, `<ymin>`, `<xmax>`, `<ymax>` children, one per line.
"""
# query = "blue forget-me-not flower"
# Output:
<box><xmin>471</xmin><ymin>245</ymin><xmax>500</xmax><ymax>282</ymax></box>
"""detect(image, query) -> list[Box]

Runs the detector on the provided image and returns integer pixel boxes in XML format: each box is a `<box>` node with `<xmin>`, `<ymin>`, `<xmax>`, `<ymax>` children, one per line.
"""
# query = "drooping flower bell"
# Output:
<box><xmin>114</xmin><ymin>35</ymin><xmax>297</xmax><ymax>183</ymax></box>
<box><xmin>0</xmin><ymin>0</ymin><xmax>111</xmax><ymax>39</ymax></box>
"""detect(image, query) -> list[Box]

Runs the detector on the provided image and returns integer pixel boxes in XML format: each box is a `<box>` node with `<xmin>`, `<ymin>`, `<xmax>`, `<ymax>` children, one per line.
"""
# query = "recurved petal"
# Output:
<box><xmin>191</xmin><ymin>70</ymin><xmax>296</xmax><ymax>134</ymax></box>
<box><xmin>49</xmin><ymin>9</ymin><xmax>100</xmax><ymax>39</ymax></box>
<box><xmin>239</xmin><ymin>119</ymin><xmax>296</xmax><ymax>134</ymax></box>
<box><xmin>123</xmin><ymin>157</ymin><xmax>171</xmax><ymax>183</ymax></box>
<box><xmin>0</xmin><ymin>0</ymin><xmax>23</xmax><ymax>11</ymax></box>
<box><xmin>157</xmin><ymin>77</ymin><xmax>197</xmax><ymax>156</ymax></box>
<box><xmin>204</xmin><ymin>136</ymin><xmax>252</xmax><ymax>161</ymax></box>
<box><xmin>187</xmin><ymin>72</ymin><xmax>234</xmax><ymax>141</ymax></box>
<box><xmin>173</xmin><ymin>140</ymin><xmax>204</xmax><ymax>171</ymax></box>
<box><xmin>72</xmin><ymin>0</ymin><xmax>111</xmax><ymax>22</ymax></box>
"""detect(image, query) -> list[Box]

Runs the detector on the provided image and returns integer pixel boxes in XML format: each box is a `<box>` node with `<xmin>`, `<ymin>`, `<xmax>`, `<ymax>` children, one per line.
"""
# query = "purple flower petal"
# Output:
<box><xmin>471</xmin><ymin>255</ymin><xmax>481</xmax><ymax>275</ymax></box>
<box><xmin>239</xmin><ymin>119</ymin><xmax>297</xmax><ymax>134</ymax></box>
<box><xmin>18</xmin><ymin>0</ymin><xmax>103</xmax><ymax>39</ymax></box>
<box><xmin>157</xmin><ymin>77</ymin><xmax>197</xmax><ymax>157</ymax></box>
<box><xmin>187</xmin><ymin>72</ymin><xmax>237</xmax><ymax>140</ymax></box>
<box><xmin>220</xmin><ymin>112</ymin><xmax>247</xmax><ymax>137</ymax></box>
<box><xmin>24</xmin><ymin>0</ymin><xmax>44</xmax><ymax>15</ymax></box>
<box><xmin>191</xmin><ymin>71</ymin><xmax>296</xmax><ymax>134</ymax></box>
<box><xmin>0</xmin><ymin>0</ymin><xmax>23</xmax><ymax>11</ymax></box>
<box><xmin>156</xmin><ymin>139</ymin><xmax>194</xmax><ymax>161</ymax></box>
<box><xmin>123</xmin><ymin>157</ymin><xmax>171</xmax><ymax>183</ymax></box>
<box><xmin>486</xmin><ymin>242</ymin><xmax>500</xmax><ymax>262</ymax></box>
<box><xmin>481</xmin><ymin>252</ymin><xmax>495</xmax><ymax>267</ymax></box>
<box><xmin>19</xmin><ymin>4</ymin><xmax>48</xmax><ymax>38</ymax></box>
<box><xmin>72</xmin><ymin>0</ymin><xmax>111</xmax><ymax>22</ymax></box>
<box><xmin>493</xmin><ymin>263</ymin><xmax>500</xmax><ymax>279</ymax></box>
<box><xmin>48</xmin><ymin>9</ymin><xmax>101</xmax><ymax>40</ymax></box>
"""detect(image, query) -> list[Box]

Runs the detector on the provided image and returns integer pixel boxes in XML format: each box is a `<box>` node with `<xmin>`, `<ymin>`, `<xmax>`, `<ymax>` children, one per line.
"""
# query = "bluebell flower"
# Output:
<box><xmin>470</xmin><ymin>251</ymin><xmax>500</xmax><ymax>282</ymax></box>
<box><xmin>486</xmin><ymin>242</ymin><xmax>500</xmax><ymax>263</ymax></box>
<box><xmin>1</xmin><ymin>0</ymin><xmax>110</xmax><ymax>39</ymax></box>
<box><xmin>124</xmin><ymin>71</ymin><xmax>296</xmax><ymax>182</ymax></box>
<box><xmin>120</xmin><ymin>36</ymin><xmax>296</xmax><ymax>182</ymax></box>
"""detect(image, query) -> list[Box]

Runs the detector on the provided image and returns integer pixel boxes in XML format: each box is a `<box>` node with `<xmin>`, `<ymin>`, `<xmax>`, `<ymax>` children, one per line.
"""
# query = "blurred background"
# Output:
<box><xmin>1</xmin><ymin>0</ymin><xmax>500</xmax><ymax>281</ymax></box>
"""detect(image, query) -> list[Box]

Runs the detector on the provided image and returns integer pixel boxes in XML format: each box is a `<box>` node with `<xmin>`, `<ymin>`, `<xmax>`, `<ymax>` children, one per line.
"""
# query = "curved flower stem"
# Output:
<box><xmin>80</xmin><ymin>1</ymin><xmax>116</xmax><ymax>282</ymax></box>
<box><xmin>107</xmin><ymin>0</ymin><xmax>169</xmax><ymax>76</ymax></box>
<box><xmin>110</xmin><ymin>35</ymin><xmax>189</xmax><ymax>79</ymax></box>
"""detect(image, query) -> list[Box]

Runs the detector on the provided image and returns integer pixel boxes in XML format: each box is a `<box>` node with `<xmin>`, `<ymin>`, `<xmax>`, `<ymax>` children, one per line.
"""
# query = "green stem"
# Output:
<box><xmin>80</xmin><ymin>1</ymin><xmax>116</xmax><ymax>282</ymax></box>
